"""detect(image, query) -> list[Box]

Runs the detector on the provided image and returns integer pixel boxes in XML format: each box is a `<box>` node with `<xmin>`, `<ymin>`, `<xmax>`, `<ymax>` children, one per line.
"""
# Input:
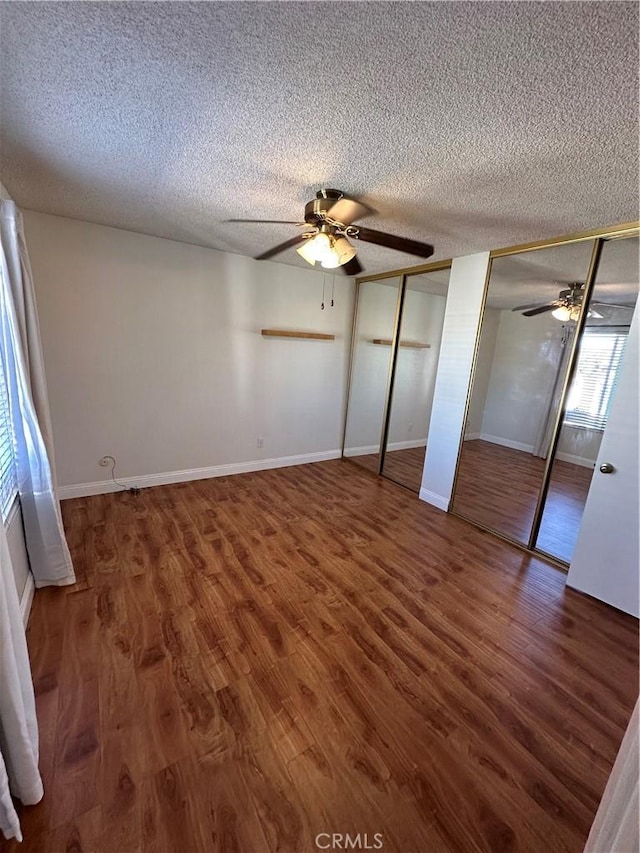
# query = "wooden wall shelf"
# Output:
<box><xmin>371</xmin><ymin>339</ymin><xmax>430</xmax><ymax>349</ymax></box>
<box><xmin>261</xmin><ymin>329</ymin><xmax>335</xmax><ymax>341</ymax></box>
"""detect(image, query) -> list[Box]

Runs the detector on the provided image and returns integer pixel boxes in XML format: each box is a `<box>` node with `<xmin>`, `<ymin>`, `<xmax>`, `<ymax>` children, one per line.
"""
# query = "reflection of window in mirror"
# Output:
<box><xmin>564</xmin><ymin>328</ymin><xmax>628</xmax><ymax>431</ymax></box>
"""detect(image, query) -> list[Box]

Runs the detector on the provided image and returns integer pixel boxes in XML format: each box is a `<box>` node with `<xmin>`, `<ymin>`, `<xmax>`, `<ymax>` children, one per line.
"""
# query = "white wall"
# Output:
<box><xmin>344</xmin><ymin>280</ymin><xmax>399</xmax><ymax>453</ymax></box>
<box><xmin>464</xmin><ymin>307</ymin><xmax>499</xmax><ymax>438</ymax></box>
<box><xmin>420</xmin><ymin>252</ymin><xmax>491</xmax><ymax>511</ymax></box>
<box><xmin>567</xmin><ymin>303</ymin><xmax>639</xmax><ymax>616</ymax></box>
<box><xmin>556</xmin><ymin>425</ymin><xmax>602</xmax><ymax>466</ymax></box>
<box><xmin>480</xmin><ymin>309</ymin><xmax>563</xmax><ymax>451</ymax></box>
<box><xmin>387</xmin><ymin>290</ymin><xmax>447</xmax><ymax>446</ymax></box>
<box><xmin>23</xmin><ymin>211</ymin><xmax>355</xmax><ymax>495</ymax></box>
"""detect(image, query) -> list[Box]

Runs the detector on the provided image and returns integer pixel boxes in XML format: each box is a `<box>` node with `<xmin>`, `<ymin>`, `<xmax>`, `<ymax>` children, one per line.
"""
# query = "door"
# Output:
<box><xmin>534</xmin><ymin>234</ymin><xmax>639</xmax><ymax>567</ymax></box>
<box><xmin>450</xmin><ymin>239</ymin><xmax>595</xmax><ymax>547</ymax></box>
<box><xmin>381</xmin><ymin>269</ymin><xmax>449</xmax><ymax>492</ymax></box>
<box><xmin>343</xmin><ymin>277</ymin><xmax>402</xmax><ymax>474</ymax></box>
<box><xmin>566</xmin><ymin>242</ymin><xmax>639</xmax><ymax>615</ymax></box>
<box><xmin>566</xmin><ymin>305</ymin><xmax>638</xmax><ymax>615</ymax></box>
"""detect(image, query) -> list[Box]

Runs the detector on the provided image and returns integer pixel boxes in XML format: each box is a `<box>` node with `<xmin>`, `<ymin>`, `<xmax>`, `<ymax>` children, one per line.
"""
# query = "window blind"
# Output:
<box><xmin>0</xmin><ymin>351</ymin><xmax>17</xmax><ymax>518</ymax></box>
<box><xmin>564</xmin><ymin>328</ymin><xmax>628</xmax><ymax>431</ymax></box>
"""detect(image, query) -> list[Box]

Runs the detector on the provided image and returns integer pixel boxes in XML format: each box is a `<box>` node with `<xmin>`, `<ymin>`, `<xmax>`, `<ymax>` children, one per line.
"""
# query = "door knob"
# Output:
<box><xmin>599</xmin><ymin>462</ymin><xmax>615</xmax><ymax>474</ymax></box>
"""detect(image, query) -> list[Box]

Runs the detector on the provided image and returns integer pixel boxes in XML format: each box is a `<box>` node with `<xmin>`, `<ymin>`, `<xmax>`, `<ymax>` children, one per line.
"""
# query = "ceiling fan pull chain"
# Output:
<box><xmin>321</xmin><ymin>275</ymin><xmax>325</xmax><ymax>310</ymax></box>
<box><xmin>331</xmin><ymin>276</ymin><xmax>335</xmax><ymax>307</ymax></box>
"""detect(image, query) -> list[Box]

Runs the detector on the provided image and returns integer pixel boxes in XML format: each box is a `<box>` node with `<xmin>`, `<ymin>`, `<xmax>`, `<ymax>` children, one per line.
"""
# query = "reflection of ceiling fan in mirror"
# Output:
<box><xmin>512</xmin><ymin>282</ymin><xmax>632</xmax><ymax>321</ymax></box>
<box><xmin>226</xmin><ymin>188</ymin><xmax>435</xmax><ymax>275</ymax></box>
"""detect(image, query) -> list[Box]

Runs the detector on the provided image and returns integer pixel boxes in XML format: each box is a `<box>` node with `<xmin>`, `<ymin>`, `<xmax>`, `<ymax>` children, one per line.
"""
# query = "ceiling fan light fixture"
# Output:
<box><xmin>318</xmin><ymin>235</ymin><xmax>358</xmax><ymax>269</ymax></box>
<box><xmin>296</xmin><ymin>231</ymin><xmax>335</xmax><ymax>266</ymax></box>
<box><xmin>296</xmin><ymin>238</ymin><xmax>320</xmax><ymax>266</ymax></box>
<box><xmin>319</xmin><ymin>236</ymin><xmax>357</xmax><ymax>269</ymax></box>
<box><xmin>552</xmin><ymin>305</ymin><xmax>571</xmax><ymax>321</ymax></box>
<box><xmin>319</xmin><ymin>251</ymin><xmax>342</xmax><ymax>269</ymax></box>
<box><xmin>333</xmin><ymin>236</ymin><xmax>357</xmax><ymax>265</ymax></box>
<box><xmin>570</xmin><ymin>306</ymin><xmax>582</xmax><ymax>321</ymax></box>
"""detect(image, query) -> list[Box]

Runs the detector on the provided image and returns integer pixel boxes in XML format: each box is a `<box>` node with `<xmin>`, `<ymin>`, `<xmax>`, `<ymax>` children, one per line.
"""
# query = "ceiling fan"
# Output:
<box><xmin>512</xmin><ymin>282</ymin><xmax>631</xmax><ymax>321</ymax></box>
<box><xmin>226</xmin><ymin>188</ymin><xmax>435</xmax><ymax>275</ymax></box>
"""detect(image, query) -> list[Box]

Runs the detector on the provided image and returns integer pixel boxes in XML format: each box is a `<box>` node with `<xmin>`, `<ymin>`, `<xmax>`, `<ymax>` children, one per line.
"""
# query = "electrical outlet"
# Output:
<box><xmin>257</xmin><ymin>437</ymin><xmax>264</xmax><ymax>449</ymax></box>
<box><xmin>99</xmin><ymin>456</ymin><xmax>114</xmax><ymax>467</ymax></box>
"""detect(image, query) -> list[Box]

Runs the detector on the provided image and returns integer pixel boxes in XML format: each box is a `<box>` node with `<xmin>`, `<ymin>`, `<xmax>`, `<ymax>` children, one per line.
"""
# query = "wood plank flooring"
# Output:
<box><xmin>452</xmin><ymin>440</ymin><xmax>594</xmax><ymax>561</ymax></box>
<box><xmin>2</xmin><ymin>459</ymin><xmax>637</xmax><ymax>853</ymax></box>
<box><xmin>353</xmin><ymin>446</ymin><xmax>426</xmax><ymax>493</ymax></box>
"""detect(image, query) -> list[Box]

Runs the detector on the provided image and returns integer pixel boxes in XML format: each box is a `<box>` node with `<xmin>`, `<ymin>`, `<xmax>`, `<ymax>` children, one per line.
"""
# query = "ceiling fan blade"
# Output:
<box><xmin>512</xmin><ymin>301</ymin><xmax>549</xmax><ymax>312</ymax></box>
<box><xmin>326</xmin><ymin>197</ymin><xmax>375</xmax><ymax>226</ymax></box>
<box><xmin>341</xmin><ymin>256</ymin><xmax>363</xmax><ymax>276</ymax></box>
<box><xmin>354</xmin><ymin>227</ymin><xmax>434</xmax><ymax>259</ymax></box>
<box><xmin>591</xmin><ymin>301</ymin><xmax>635</xmax><ymax>310</ymax></box>
<box><xmin>254</xmin><ymin>235</ymin><xmax>307</xmax><ymax>261</ymax></box>
<box><xmin>225</xmin><ymin>219</ymin><xmax>301</xmax><ymax>225</ymax></box>
<box><xmin>522</xmin><ymin>303</ymin><xmax>559</xmax><ymax>317</ymax></box>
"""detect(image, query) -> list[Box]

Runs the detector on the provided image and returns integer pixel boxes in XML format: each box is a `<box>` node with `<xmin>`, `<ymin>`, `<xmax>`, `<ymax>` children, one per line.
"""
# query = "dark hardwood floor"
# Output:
<box><xmin>452</xmin><ymin>440</ymin><xmax>594</xmax><ymax>561</ymax></box>
<box><xmin>3</xmin><ymin>459</ymin><xmax>637</xmax><ymax>852</ymax></box>
<box><xmin>353</xmin><ymin>446</ymin><xmax>426</xmax><ymax>493</ymax></box>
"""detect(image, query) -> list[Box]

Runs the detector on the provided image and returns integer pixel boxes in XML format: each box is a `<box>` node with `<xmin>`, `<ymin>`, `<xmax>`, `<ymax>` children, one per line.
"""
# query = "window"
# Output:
<box><xmin>0</xmin><ymin>351</ymin><xmax>17</xmax><ymax>518</ymax></box>
<box><xmin>564</xmin><ymin>328</ymin><xmax>628</xmax><ymax>431</ymax></box>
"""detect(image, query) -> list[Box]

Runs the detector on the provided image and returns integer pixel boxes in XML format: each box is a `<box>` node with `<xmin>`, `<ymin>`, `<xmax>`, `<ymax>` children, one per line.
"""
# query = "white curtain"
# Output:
<box><xmin>0</xmin><ymin>199</ymin><xmax>75</xmax><ymax>587</ymax></box>
<box><xmin>533</xmin><ymin>324</ymin><xmax>574</xmax><ymax>459</ymax></box>
<box><xmin>0</xmin><ymin>524</ymin><xmax>43</xmax><ymax>842</ymax></box>
<box><xmin>585</xmin><ymin>699</ymin><xmax>639</xmax><ymax>852</ymax></box>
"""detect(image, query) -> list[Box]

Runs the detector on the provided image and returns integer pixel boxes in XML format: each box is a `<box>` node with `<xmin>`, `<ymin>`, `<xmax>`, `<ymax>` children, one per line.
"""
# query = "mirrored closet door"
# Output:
<box><xmin>382</xmin><ymin>269</ymin><xmax>449</xmax><ymax>492</ymax></box>
<box><xmin>452</xmin><ymin>231</ymin><xmax>639</xmax><ymax>567</ymax></box>
<box><xmin>343</xmin><ymin>266</ymin><xmax>450</xmax><ymax>493</ymax></box>
<box><xmin>343</xmin><ymin>277</ymin><xmax>402</xmax><ymax>475</ymax></box>
<box><xmin>451</xmin><ymin>240</ymin><xmax>596</xmax><ymax>547</ymax></box>
<box><xmin>534</xmin><ymin>235</ymin><xmax>639</xmax><ymax>563</ymax></box>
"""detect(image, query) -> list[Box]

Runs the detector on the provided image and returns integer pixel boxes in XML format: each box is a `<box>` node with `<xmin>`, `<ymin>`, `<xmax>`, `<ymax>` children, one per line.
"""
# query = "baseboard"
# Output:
<box><xmin>464</xmin><ymin>432</ymin><xmax>481</xmax><ymax>441</ymax></box>
<box><xmin>20</xmin><ymin>572</ymin><xmax>35</xmax><ymax>628</ymax></box>
<box><xmin>419</xmin><ymin>488</ymin><xmax>449</xmax><ymax>512</ymax></box>
<box><xmin>387</xmin><ymin>439</ymin><xmax>427</xmax><ymax>451</ymax></box>
<box><xmin>59</xmin><ymin>449</ymin><xmax>342</xmax><ymax>499</ymax></box>
<box><xmin>555</xmin><ymin>451</ymin><xmax>596</xmax><ymax>468</ymax></box>
<box><xmin>480</xmin><ymin>433</ymin><xmax>534</xmax><ymax>454</ymax></box>
<box><xmin>472</xmin><ymin>434</ymin><xmax>595</xmax><ymax>468</ymax></box>
<box><xmin>344</xmin><ymin>439</ymin><xmax>426</xmax><ymax>458</ymax></box>
<box><xmin>343</xmin><ymin>444</ymin><xmax>379</xmax><ymax>457</ymax></box>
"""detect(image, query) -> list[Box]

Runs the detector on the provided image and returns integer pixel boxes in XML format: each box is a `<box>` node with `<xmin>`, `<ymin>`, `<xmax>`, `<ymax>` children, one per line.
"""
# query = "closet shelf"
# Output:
<box><xmin>261</xmin><ymin>329</ymin><xmax>335</xmax><ymax>341</ymax></box>
<box><xmin>371</xmin><ymin>338</ymin><xmax>431</xmax><ymax>349</ymax></box>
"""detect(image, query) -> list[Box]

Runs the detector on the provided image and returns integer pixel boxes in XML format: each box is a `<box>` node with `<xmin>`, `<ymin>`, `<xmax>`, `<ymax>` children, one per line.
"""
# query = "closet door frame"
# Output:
<box><xmin>448</xmin><ymin>223</ymin><xmax>639</xmax><ymax>569</ymax></box>
<box><xmin>525</xmin><ymin>238</ymin><xmax>602</xmax><ymax>554</ymax></box>
<box><xmin>342</xmin><ymin>220</ymin><xmax>639</xmax><ymax>566</ymax></box>
<box><xmin>342</xmin><ymin>260</ymin><xmax>452</xmax><ymax>479</ymax></box>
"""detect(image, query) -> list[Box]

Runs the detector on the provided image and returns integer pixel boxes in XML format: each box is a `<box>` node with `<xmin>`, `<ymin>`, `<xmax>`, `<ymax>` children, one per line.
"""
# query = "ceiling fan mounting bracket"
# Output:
<box><xmin>304</xmin><ymin>189</ymin><xmax>347</xmax><ymax>227</ymax></box>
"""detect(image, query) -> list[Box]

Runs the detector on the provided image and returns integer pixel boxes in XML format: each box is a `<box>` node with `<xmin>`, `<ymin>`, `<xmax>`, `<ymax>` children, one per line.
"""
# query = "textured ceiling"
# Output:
<box><xmin>486</xmin><ymin>236</ymin><xmax>640</xmax><ymax>308</ymax></box>
<box><xmin>366</xmin><ymin>235</ymin><xmax>639</xmax><ymax>309</ymax></box>
<box><xmin>0</xmin><ymin>1</ymin><xmax>638</xmax><ymax>275</ymax></box>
